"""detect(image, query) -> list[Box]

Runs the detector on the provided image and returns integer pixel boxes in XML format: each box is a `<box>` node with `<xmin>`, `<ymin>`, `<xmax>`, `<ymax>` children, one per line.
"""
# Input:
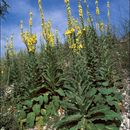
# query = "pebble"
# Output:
<box><xmin>120</xmin><ymin>77</ymin><xmax>130</xmax><ymax>130</ymax></box>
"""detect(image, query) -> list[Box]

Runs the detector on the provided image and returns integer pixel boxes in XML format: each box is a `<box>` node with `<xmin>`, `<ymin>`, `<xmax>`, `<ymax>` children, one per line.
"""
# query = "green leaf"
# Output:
<box><xmin>19</xmin><ymin>110</ymin><xmax>26</xmax><ymax>119</ymax></box>
<box><xmin>37</xmin><ymin>95</ymin><xmax>44</xmax><ymax>105</ymax></box>
<box><xmin>32</xmin><ymin>104</ymin><xmax>41</xmax><ymax>115</ymax></box>
<box><xmin>87</xmin><ymin>106</ymin><xmax>110</xmax><ymax>118</ymax></box>
<box><xmin>23</xmin><ymin>100</ymin><xmax>33</xmax><ymax>108</ymax></box>
<box><xmin>16</xmin><ymin>104</ymin><xmax>23</xmax><ymax>110</ymax></box>
<box><xmin>55</xmin><ymin>88</ymin><xmax>65</xmax><ymax>96</ymax></box>
<box><xmin>26</xmin><ymin>112</ymin><xmax>35</xmax><ymax>128</ymax></box>
<box><xmin>86</xmin><ymin>123</ymin><xmax>97</xmax><ymax>130</ymax></box>
<box><xmin>43</xmin><ymin>94</ymin><xmax>49</xmax><ymax>104</ymax></box>
<box><xmin>102</xmin><ymin>81</ymin><xmax>109</xmax><ymax>87</ymax></box>
<box><xmin>99</xmin><ymin>87</ymin><xmax>115</xmax><ymax>95</ymax></box>
<box><xmin>95</xmin><ymin>124</ymin><xmax>105</xmax><ymax>130</ymax></box>
<box><xmin>105</xmin><ymin>125</ymin><xmax>119</xmax><ymax>130</ymax></box>
<box><xmin>105</xmin><ymin>110</ymin><xmax>122</xmax><ymax>121</ymax></box>
<box><xmin>54</xmin><ymin>114</ymin><xmax>82</xmax><ymax>129</ymax></box>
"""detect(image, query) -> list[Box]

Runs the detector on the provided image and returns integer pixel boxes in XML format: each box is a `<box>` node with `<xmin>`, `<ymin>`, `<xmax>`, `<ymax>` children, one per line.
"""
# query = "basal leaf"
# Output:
<box><xmin>32</xmin><ymin>104</ymin><xmax>41</xmax><ymax>115</ymax></box>
<box><xmin>26</xmin><ymin>112</ymin><xmax>35</xmax><ymax>128</ymax></box>
<box><xmin>54</xmin><ymin>113</ymin><xmax>82</xmax><ymax>129</ymax></box>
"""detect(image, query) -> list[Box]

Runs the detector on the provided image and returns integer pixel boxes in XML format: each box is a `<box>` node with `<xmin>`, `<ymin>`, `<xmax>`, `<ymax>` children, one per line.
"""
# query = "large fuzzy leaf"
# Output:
<box><xmin>43</xmin><ymin>94</ymin><xmax>49</xmax><ymax>104</ymax></box>
<box><xmin>32</xmin><ymin>104</ymin><xmax>41</xmax><ymax>115</ymax></box>
<box><xmin>37</xmin><ymin>95</ymin><xmax>44</xmax><ymax>105</ymax></box>
<box><xmin>54</xmin><ymin>114</ymin><xmax>82</xmax><ymax>129</ymax></box>
<box><xmin>26</xmin><ymin>112</ymin><xmax>35</xmax><ymax>128</ymax></box>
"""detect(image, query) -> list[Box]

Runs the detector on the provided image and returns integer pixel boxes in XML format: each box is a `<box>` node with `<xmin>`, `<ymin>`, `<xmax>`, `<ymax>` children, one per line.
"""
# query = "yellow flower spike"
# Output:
<box><xmin>20</xmin><ymin>20</ymin><xmax>23</xmax><ymax>33</ymax></box>
<box><xmin>78</xmin><ymin>0</ymin><xmax>84</xmax><ymax>28</ymax></box>
<box><xmin>96</xmin><ymin>7</ymin><xmax>100</xmax><ymax>15</ymax></box>
<box><xmin>64</xmin><ymin>0</ymin><xmax>72</xmax><ymax>29</ymax></box>
<box><xmin>107</xmin><ymin>1</ymin><xmax>110</xmax><ymax>20</ymax></box>
<box><xmin>10</xmin><ymin>34</ymin><xmax>14</xmax><ymax>49</ymax></box>
<box><xmin>95</xmin><ymin>0</ymin><xmax>98</xmax><ymax>4</ymax></box>
<box><xmin>84</xmin><ymin>0</ymin><xmax>93</xmax><ymax>26</ymax></box>
<box><xmin>100</xmin><ymin>22</ymin><xmax>104</xmax><ymax>32</ymax></box>
<box><xmin>29</xmin><ymin>11</ymin><xmax>33</xmax><ymax>34</ymax></box>
<box><xmin>64</xmin><ymin>0</ymin><xmax>69</xmax><ymax>4</ymax></box>
<box><xmin>38</xmin><ymin>0</ymin><xmax>45</xmax><ymax>28</ymax></box>
<box><xmin>29</xmin><ymin>11</ymin><xmax>33</xmax><ymax>26</ymax></box>
<box><xmin>95</xmin><ymin>0</ymin><xmax>100</xmax><ymax>16</ymax></box>
<box><xmin>107</xmin><ymin>1</ymin><xmax>110</xmax><ymax>8</ymax></box>
<box><xmin>107</xmin><ymin>1</ymin><xmax>110</xmax><ymax>31</ymax></box>
<box><xmin>6</xmin><ymin>38</ymin><xmax>9</xmax><ymax>49</ymax></box>
<box><xmin>78</xmin><ymin>1</ymin><xmax>83</xmax><ymax>17</ymax></box>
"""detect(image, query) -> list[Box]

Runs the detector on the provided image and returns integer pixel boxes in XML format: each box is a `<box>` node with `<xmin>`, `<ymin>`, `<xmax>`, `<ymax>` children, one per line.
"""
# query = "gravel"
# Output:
<box><xmin>120</xmin><ymin>77</ymin><xmax>130</xmax><ymax>130</ymax></box>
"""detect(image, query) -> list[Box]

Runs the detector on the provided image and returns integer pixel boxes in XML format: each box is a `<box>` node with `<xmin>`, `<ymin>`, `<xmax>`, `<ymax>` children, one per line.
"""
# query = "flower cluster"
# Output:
<box><xmin>69</xmin><ymin>43</ymin><xmax>83</xmax><ymax>52</ymax></box>
<box><xmin>21</xmin><ymin>32</ymin><xmax>37</xmax><ymax>52</ymax></box>
<box><xmin>20</xmin><ymin>11</ymin><xmax>37</xmax><ymax>53</ymax></box>
<box><xmin>65</xmin><ymin>28</ymin><xmax>75</xmax><ymax>35</ymax></box>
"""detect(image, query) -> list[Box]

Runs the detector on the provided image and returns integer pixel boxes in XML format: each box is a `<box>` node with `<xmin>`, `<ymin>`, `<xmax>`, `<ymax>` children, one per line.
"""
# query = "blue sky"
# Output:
<box><xmin>1</xmin><ymin>0</ymin><xmax>129</xmax><ymax>56</ymax></box>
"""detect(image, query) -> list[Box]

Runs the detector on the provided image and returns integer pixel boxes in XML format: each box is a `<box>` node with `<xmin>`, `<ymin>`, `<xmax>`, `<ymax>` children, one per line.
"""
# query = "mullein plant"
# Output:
<box><xmin>64</xmin><ymin>0</ymin><xmax>84</xmax><ymax>52</ymax></box>
<box><xmin>20</xmin><ymin>11</ymin><xmax>37</xmax><ymax>54</ymax></box>
<box><xmin>38</xmin><ymin>0</ymin><xmax>54</xmax><ymax>47</ymax></box>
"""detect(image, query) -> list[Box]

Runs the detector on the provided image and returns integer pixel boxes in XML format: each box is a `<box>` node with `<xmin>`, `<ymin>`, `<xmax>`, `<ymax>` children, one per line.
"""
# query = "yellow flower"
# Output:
<box><xmin>64</xmin><ymin>0</ymin><xmax>69</xmax><ymax>3</ymax></box>
<box><xmin>96</xmin><ymin>7</ymin><xmax>100</xmax><ymax>15</ymax></box>
<box><xmin>100</xmin><ymin>22</ymin><xmax>104</xmax><ymax>31</ymax></box>
<box><xmin>69</xmin><ymin>43</ymin><xmax>76</xmax><ymax>49</ymax></box>
<box><xmin>77</xmin><ymin>30</ymin><xmax>82</xmax><ymax>36</ymax></box>
<box><xmin>65</xmin><ymin>28</ymin><xmax>75</xmax><ymax>35</ymax></box>
<box><xmin>78</xmin><ymin>44</ymin><xmax>83</xmax><ymax>49</ymax></box>
<box><xmin>95</xmin><ymin>0</ymin><xmax>98</xmax><ymax>4</ymax></box>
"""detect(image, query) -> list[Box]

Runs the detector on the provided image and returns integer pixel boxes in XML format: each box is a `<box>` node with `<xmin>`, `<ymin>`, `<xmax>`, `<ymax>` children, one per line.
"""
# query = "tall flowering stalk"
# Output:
<box><xmin>5</xmin><ymin>34</ymin><xmax>15</xmax><ymax>57</ymax></box>
<box><xmin>107</xmin><ymin>1</ymin><xmax>110</xmax><ymax>31</ymax></box>
<box><xmin>38</xmin><ymin>0</ymin><xmax>54</xmax><ymax>47</ymax></box>
<box><xmin>64</xmin><ymin>0</ymin><xmax>72</xmax><ymax>29</ymax></box>
<box><xmin>78</xmin><ymin>0</ymin><xmax>84</xmax><ymax>28</ymax></box>
<box><xmin>20</xmin><ymin>11</ymin><xmax>37</xmax><ymax>53</ymax></box>
<box><xmin>95</xmin><ymin>0</ymin><xmax>100</xmax><ymax>31</ymax></box>
<box><xmin>84</xmin><ymin>0</ymin><xmax>93</xmax><ymax>26</ymax></box>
